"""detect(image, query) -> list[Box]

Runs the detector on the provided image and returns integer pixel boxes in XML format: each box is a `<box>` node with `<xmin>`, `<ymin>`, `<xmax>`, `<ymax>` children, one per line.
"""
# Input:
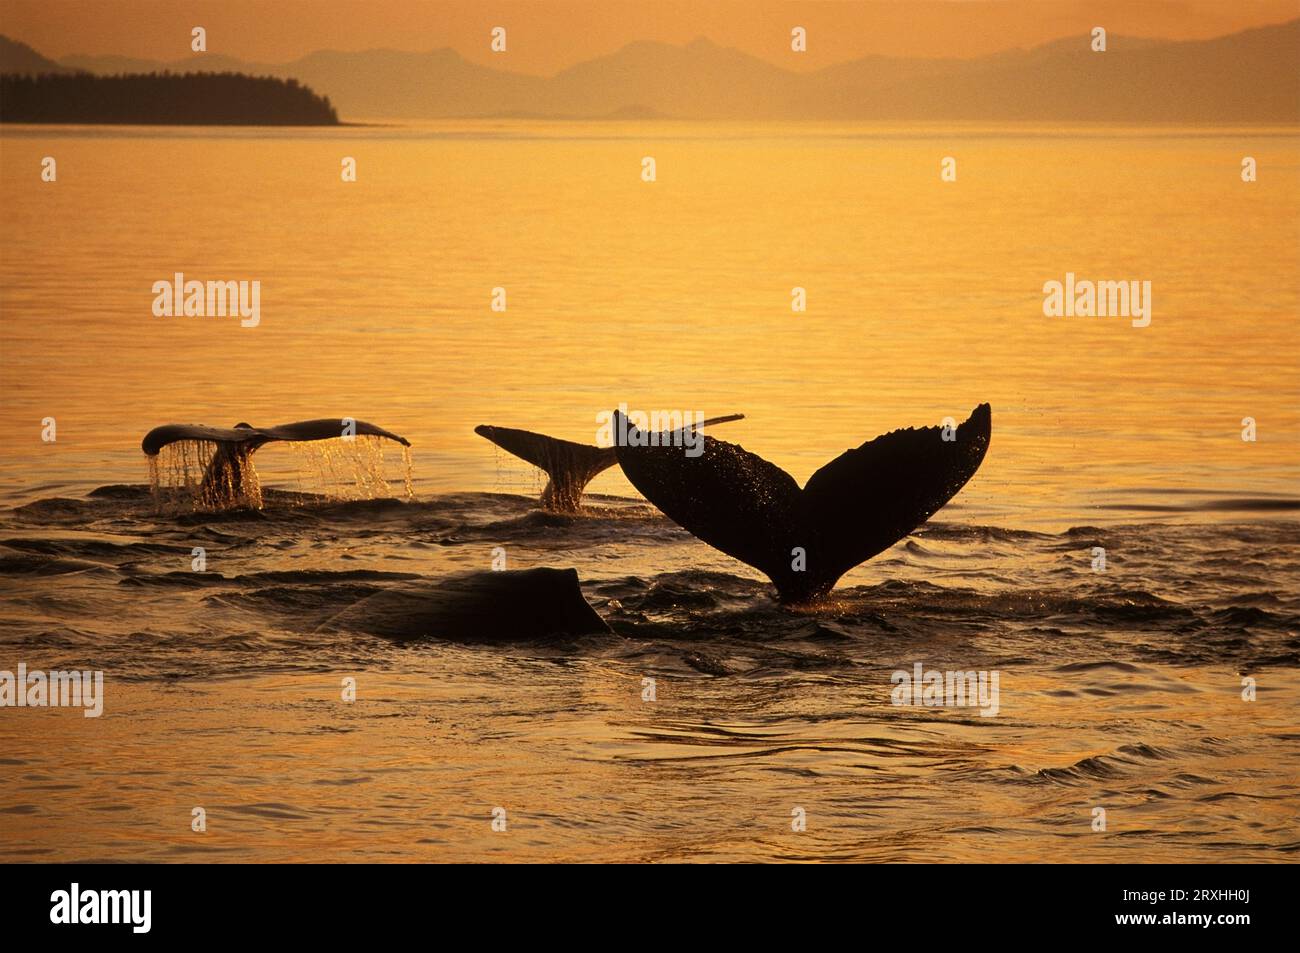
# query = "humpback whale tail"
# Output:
<box><xmin>474</xmin><ymin>425</ymin><xmax>618</xmax><ymax>512</ymax></box>
<box><xmin>141</xmin><ymin>418</ymin><xmax>411</xmax><ymax>509</ymax></box>
<box><xmin>475</xmin><ymin>414</ymin><xmax>744</xmax><ymax>512</ymax></box>
<box><xmin>613</xmin><ymin>404</ymin><xmax>992</xmax><ymax>604</ymax></box>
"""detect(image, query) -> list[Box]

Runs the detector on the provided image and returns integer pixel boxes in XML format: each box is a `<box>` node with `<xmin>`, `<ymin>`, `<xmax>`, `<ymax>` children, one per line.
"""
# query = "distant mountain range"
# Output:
<box><xmin>3</xmin><ymin>21</ymin><xmax>1297</xmax><ymax>122</ymax></box>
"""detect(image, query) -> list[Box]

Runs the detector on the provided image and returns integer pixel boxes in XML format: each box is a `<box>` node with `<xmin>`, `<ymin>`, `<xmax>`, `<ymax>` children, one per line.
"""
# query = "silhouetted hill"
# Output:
<box><xmin>284</xmin><ymin>47</ymin><xmax>540</xmax><ymax>118</ymax></box>
<box><xmin>797</xmin><ymin>20</ymin><xmax>1299</xmax><ymax>121</ymax></box>
<box><xmin>540</xmin><ymin>37</ymin><xmax>791</xmax><ymax>119</ymax></box>
<box><xmin>12</xmin><ymin>19</ymin><xmax>1298</xmax><ymax>122</ymax></box>
<box><xmin>60</xmin><ymin>52</ymin><xmax>248</xmax><ymax>75</ymax></box>
<box><xmin>59</xmin><ymin>44</ymin><xmax>541</xmax><ymax>119</ymax></box>
<box><xmin>0</xmin><ymin>72</ymin><xmax>339</xmax><ymax>125</ymax></box>
<box><xmin>0</xmin><ymin>35</ymin><xmax>71</xmax><ymax>74</ymax></box>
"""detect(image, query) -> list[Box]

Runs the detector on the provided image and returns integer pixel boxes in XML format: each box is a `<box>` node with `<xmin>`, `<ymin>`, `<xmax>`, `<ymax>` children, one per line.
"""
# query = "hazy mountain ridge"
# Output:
<box><xmin>0</xmin><ymin>35</ymin><xmax>72</xmax><ymax>75</ymax></box>
<box><xmin>3</xmin><ymin>20</ymin><xmax>1296</xmax><ymax>122</ymax></box>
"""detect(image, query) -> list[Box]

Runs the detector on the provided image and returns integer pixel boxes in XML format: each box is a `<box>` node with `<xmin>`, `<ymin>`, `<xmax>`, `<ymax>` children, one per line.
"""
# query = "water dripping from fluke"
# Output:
<box><xmin>140</xmin><ymin>419</ymin><xmax>413</xmax><ymax>512</ymax></box>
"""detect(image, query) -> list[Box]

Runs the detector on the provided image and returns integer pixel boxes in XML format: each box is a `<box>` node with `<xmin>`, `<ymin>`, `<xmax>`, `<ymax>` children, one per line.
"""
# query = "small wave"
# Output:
<box><xmin>0</xmin><ymin>551</ymin><xmax>116</xmax><ymax>576</ymax></box>
<box><xmin>1053</xmin><ymin>660</ymin><xmax>1144</xmax><ymax>673</ymax></box>
<box><xmin>1023</xmin><ymin>742</ymin><xmax>1178</xmax><ymax>786</ymax></box>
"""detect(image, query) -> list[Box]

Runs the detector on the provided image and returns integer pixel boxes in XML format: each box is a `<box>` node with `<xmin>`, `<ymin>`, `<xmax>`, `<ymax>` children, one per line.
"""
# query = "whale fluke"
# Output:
<box><xmin>318</xmin><ymin>568</ymin><xmax>611</xmax><ymax>642</ymax></box>
<box><xmin>474</xmin><ymin>425</ymin><xmax>617</xmax><ymax>512</ymax></box>
<box><xmin>141</xmin><ymin>418</ymin><xmax>410</xmax><ymax>456</ymax></box>
<box><xmin>613</xmin><ymin>404</ymin><xmax>992</xmax><ymax>604</ymax></box>
<box><xmin>475</xmin><ymin>414</ymin><xmax>743</xmax><ymax>513</ymax></box>
<box><xmin>141</xmin><ymin>418</ymin><xmax>410</xmax><ymax>508</ymax></box>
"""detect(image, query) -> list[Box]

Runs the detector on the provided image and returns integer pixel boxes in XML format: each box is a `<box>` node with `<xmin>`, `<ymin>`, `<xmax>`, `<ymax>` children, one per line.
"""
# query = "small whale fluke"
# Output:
<box><xmin>474</xmin><ymin>425</ymin><xmax>617</xmax><ymax>512</ymax></box>
<box><xmin>141</xmin><ymin>418</ymin><xmax>410</xmax><ymax>508</ymax></box>
<box><xmin>613</xmin><ymin>404</ymin><xmax>992</xmax><ymax>604</ymax></box>
<box><xmin>475</xmin><ymin>414</ymin><xmax>743</xmax><ymax>512</ymax></box>
<box><xmin>319</xmin><ymin>567</ymin><xmax>611</xmax><ymax>642</ymax></box>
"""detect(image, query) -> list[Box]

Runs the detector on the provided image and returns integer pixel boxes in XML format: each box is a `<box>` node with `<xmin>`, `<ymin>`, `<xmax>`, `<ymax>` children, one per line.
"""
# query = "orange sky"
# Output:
<box><xmin>3</xmin><ymin>0</ymin><xmax>1298</xmax><ymax>72</ymax></box>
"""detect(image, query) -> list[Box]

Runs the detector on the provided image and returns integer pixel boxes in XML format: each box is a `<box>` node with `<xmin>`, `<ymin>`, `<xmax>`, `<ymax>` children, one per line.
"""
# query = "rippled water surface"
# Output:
<box><xmin>1</xmin><ymin>488</ymin><xmax>1296</xmax><ymax>861</ymax></box>
<box><xmin>1</xmin><ymin>122</ymin><xmax>1297</xmax><ymax>861</ymax></box>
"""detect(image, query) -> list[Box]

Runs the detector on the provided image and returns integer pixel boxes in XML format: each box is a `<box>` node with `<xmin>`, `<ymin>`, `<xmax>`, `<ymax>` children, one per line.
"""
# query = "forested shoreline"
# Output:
<box><xmin>0</xmin><ymin>71</ymin><xmax>340</xmax><ymax>125</ymax></box>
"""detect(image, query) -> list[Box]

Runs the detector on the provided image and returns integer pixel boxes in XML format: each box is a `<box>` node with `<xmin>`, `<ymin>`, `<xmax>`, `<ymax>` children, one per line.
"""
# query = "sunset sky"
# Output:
<box><xmin>4</xmin><ymin>0</ymin><xmax>1298</xmax><ymax>71</ymax></box>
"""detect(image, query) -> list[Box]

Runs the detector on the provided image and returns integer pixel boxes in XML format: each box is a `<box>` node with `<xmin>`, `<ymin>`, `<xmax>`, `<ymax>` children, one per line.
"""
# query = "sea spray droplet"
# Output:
<box><xmin>148</xmin><ymin>438</ymin><xmax>263</xmax><ymax>511</ymax></box>
<box><xmin>284</xmin><ymin>434</ymin><xmax>407</xmax><ymax>503</ymax></box>
<box><xmin>147</xmin><ymin>435</ymin><xmax>407</xmax><ymax>512</ymax></box>
<box><xmin>401</xmin><ymin>444</ymin><xmax>414</xmax><ymax>501</ymax></box>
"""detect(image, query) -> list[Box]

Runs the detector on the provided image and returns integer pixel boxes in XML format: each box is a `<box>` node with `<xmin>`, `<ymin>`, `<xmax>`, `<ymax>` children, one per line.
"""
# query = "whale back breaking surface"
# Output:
<box><xmin>614</xmin><ymin>404</ymin><xmax>992</xmax><ymax>603</ymax></box>
<box><xmin>318</xmin><ymin>568</ymin><xmax>612</xmax><ymax>642</ymax></box>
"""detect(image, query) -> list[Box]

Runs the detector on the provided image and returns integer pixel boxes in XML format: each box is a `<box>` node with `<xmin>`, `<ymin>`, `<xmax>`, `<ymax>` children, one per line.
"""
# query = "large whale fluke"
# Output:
<box><xmin>318</xmin><ymin>567</ymin><xmax>612</xmax><ymax>642</ymax></box>
<box><xmin>141</xmin><ymin>418</ymin><xmax>410</xmax><ymax>508</ymax></box>
<box><xmin>475</xmin><ymin>414</ymin><xmax>743</xmax><ymax>513</ymax></box>
<box><xmin>141</xmin><ymin>418</ymin><xmax>410</xmax><ymax>456</ymax></box>
<box><xmin>613</xmin><ymin>404</ymin><xmax>992</xmax><ymax>604</ymax></box>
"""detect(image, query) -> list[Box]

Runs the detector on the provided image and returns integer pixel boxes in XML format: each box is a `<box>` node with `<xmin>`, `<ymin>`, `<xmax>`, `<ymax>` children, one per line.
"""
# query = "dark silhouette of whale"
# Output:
<box><xmin>613</xmin><ymin>404</ymin><xmax>992</xmax><ymax>604</ymax></box>
<box><xmin>141</xmin><ymin>418</ymin><xmax>410</xmax><ymax>507</ymax></box>
<box><xmin>318</xmin><ymin>568</ymin><xmax>611</xmax><ymax>642</ymax></box>
<box><xmin>475</xmin><ymin>414</ymin><xmax>743</xmax><ymax>512</ymax></box>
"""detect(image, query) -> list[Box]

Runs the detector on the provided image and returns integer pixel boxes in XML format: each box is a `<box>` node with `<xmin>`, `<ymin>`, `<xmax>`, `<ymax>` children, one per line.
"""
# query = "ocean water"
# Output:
<box><xmin>0</xmin><ymin>122</ymin><xmax>1297</xmax><ymax>862</ymax></box>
